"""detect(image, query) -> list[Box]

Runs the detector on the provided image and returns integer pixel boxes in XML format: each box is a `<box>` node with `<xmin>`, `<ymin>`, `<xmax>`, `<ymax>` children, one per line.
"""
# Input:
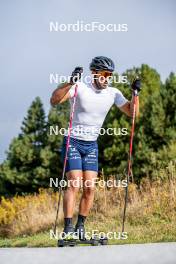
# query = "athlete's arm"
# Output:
<box><xmin>50</xmin><ymin>82</ymin><xmax>72</xmax><ymax>106</ymax></box>
<box><xmin>119</xmin><ymin>95</ymin><xmax>139</xmax><ymax>117</ymax></box>
<box><xmin>50</xmin><ymin>66</ymin><xmax>83</xmax><ymax>106</ymax></box>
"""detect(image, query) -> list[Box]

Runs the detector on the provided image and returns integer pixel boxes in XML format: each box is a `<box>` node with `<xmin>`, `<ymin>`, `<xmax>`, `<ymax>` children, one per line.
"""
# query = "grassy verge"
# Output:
<box><xmin>0</xmin><ymin>177</ymin><xmax>176</xmax><ymax>247</ymax></box>
<box><xmin>0</xmin><ymin>221</ymin><xmax>176</xmax><ymax>247</ymax></box>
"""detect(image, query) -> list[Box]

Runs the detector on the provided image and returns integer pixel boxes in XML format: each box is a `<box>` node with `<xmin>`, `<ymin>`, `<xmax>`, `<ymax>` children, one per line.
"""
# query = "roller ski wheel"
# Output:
<box><xmin>91</xmin><ymin>238</ymin><xmax>99</xmax><ymax>246</ymax></box>
<box><xmin>91</xmin><ymin>235</ymin><xmax>108</xmax><ymax>246</ymax></box>
<box><xmin>74</xmin><ymin>237</ymin><xmax>99</xmax><ymax>246</ymax></box>
<box><xmin>58</xmin><ymin>233</ymin><xmax>77</xmax><ymax>247</ymax></box>
<box><xmin>99</xmin><ymin>236</ymin><xmax>108</xmax><ymax>245</ymax></box>
<box><xmin>58</xmin><ymin>239</ymin><xmax>76</xmax><ymax>247</ymax></box>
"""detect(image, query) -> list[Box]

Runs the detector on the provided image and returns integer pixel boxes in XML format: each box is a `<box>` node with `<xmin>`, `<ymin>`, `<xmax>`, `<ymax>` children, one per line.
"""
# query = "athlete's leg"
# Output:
<box><xmin>75</xmin><ymin>170</ymin><xmax>97</xmax><ymax>239</ymax></box>
<box><xmin>63</xmin><ymin>170</ymin><xmax>82</xmax><ymax>218</ymax></box>
<box><xmin>61</xmin><ymin>136</ymin><xmax>83</xmax><ymax>234</ymax></box>
<box><xmin>61</xmin><ymin>136</ymin><xmax>83</xmax><ymax>218</ymax></box>
<box><xmin>79</xmin><ymin>170</ymin><xmax>98</xmax><ymax>216</ymax></box>
<box><xmin>78</xmin><ymin>141</ymin><xmax>98</xmax><ymax>216</ymax></box>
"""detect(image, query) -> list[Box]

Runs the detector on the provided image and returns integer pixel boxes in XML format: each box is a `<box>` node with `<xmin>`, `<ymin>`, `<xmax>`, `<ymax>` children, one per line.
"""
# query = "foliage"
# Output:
<box><xmin>0</xmin><ymin>97</ymin><xmax>71</xmax><ymax>194</ymax></box>
<box><xmin>0</xmin><ymin>65</ymin><xmax>176</xmax><ymax>194</ymax></box>
<box><xmin>0</xmin><ymin>175</ymin><xmax>175</xmax><ymax>238</ymax></box>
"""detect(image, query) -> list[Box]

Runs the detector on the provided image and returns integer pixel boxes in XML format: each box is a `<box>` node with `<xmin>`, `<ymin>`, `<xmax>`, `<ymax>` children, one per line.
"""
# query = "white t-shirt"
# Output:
<box><xmin>65</xmin><ymin>81</ymin><xmax>128</xmax><ymax>141</ymax></box>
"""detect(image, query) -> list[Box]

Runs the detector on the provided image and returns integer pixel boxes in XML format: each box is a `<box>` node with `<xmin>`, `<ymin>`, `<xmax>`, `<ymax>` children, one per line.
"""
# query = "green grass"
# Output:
<box><xmin>0</xmin><ymin>221</ymin><xmax>175</xmax><ymax>247</ymax></box>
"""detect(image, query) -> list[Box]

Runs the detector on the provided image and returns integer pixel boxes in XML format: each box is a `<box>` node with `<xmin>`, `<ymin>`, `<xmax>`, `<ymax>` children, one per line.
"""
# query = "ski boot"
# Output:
<box><xmin>58</xmin><ymin>223</ymin><xmax>75</xmax><ymax>247</ymax></box>
<box><xmin>75</xmin><ymin>223</ymin><xmax>86</xmax><ymax>241</ymax></box>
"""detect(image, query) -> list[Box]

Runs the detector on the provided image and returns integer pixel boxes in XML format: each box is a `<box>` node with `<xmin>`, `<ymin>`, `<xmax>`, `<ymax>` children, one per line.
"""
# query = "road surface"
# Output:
<box><xmin>0</xmin><ymin>243</ymin><xmax>176</xmax><ymax>264</ymax></box>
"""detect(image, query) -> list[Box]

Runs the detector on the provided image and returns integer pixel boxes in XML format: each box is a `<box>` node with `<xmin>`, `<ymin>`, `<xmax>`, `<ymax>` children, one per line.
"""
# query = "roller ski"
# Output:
<box><xmin>58</xmin><ymin>223</ymin><xmax>108</xmax><ymax>247</ymax></box>
<box><xmin>58</xmin><ymin>235</ymin><xmax>108</xmax><ymax>247</ymax></box>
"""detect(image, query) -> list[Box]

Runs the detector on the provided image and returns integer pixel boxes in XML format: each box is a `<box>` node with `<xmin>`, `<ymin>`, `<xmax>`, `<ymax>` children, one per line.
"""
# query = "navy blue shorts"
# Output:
<box><xmin>61</xmin><ymin>136</ymin><xmax>98</xmax><ymax>172</ymax></box>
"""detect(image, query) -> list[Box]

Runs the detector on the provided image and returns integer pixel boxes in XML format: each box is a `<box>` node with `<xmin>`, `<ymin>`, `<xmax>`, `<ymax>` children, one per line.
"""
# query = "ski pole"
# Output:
<box><xmin>53</xmin><ymin>84</ymin><xmax>78</xmax><ymax>233</ymax></box>
<box><xmin>122</xmin><ymin>88</ymin><xmax>138</xmax><ymax>233</ymax></box>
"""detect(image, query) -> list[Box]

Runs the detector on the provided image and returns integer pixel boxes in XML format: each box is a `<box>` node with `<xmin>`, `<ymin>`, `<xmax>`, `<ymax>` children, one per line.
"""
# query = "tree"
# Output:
<box><xmin>161</xmin><ymin>72</ymin><xmax>176</xmax><ymax>141</ymax></box>
<box><xmin>0</xmin><ymin>97</ymin><xmax>71</xmax><ymax>195</ymax></box>
<box><xmin>46</xmin><ymin>101</ymin><xmax>70</xmax><ymax>180</ymax></box>
<box><xmin>98</xmin><ymin>64</ymin><xmax>166</xmax><ymax>182</ymax></box>
<box><xmin>0</xmin><ymin>97</ymin><xmax>48</xmax><ymax>194</ymax></box>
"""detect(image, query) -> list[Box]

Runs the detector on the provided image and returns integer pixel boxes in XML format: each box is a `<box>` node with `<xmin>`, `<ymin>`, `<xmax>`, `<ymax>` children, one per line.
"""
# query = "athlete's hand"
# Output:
<box><xmin>70</xmin><ymin>67</ymin><xmax>83</xmax><ymax>84</ymax></box>
<box><xmin>131</xmin><ymin>78</ymin><xmax>141</xmax><ymax>95</ymax></box>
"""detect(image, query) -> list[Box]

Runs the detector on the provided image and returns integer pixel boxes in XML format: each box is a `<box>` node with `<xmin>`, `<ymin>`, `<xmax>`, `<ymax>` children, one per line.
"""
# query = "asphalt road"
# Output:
<box><xmin>0</xmin><ymin>243</ymin><xmax>176</xmax><ymax>264</ymax></box>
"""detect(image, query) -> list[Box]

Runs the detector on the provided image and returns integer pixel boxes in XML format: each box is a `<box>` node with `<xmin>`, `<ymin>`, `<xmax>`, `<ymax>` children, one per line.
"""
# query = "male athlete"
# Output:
<box><xmin>50</xmin><ymin>56</ymin><xmax>141</xmax><ymax>240</ymax></box>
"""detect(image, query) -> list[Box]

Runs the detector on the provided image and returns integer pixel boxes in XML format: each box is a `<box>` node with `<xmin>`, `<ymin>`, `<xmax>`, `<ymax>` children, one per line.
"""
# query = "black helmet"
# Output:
<box><xmin>90</xmin><ymin>56</ymin><xmax>115</xmax><ymax>72</ymax></box>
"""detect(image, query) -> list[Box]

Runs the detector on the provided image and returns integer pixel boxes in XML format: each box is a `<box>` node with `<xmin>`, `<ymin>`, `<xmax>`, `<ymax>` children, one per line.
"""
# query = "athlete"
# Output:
<box><xmin>50</xmin><ymin>56</ymin><xmax>141</xmax><ymax>240</ymax></box>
